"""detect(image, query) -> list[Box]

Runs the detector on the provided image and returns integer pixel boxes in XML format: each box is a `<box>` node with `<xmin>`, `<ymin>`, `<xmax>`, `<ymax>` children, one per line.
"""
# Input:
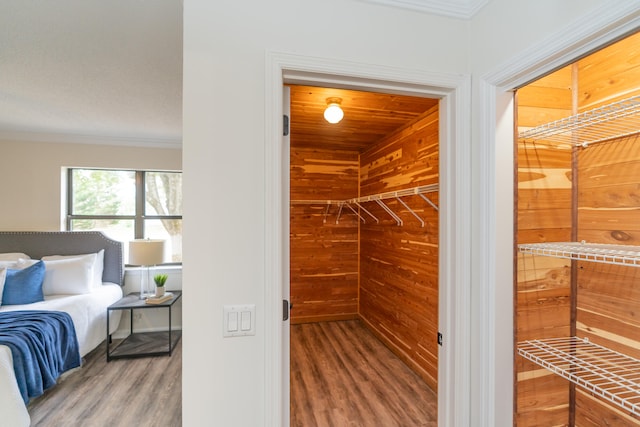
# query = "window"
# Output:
<box><xmin>67</xmin><ymin>168</ymin><xmax>182</xmax><ymax>263</ymax></box>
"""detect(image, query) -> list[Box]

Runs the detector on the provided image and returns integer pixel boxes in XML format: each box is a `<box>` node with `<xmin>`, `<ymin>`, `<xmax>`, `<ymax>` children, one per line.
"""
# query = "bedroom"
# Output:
<box><xmin>3</xmin><ymin>1</ymin><xmax>640</xmax><ymax>426</ymax></box>
<box><xmin>0</xmin><ymin>1</ymin><xmax>183</xmax><ymax>425</ymax></box>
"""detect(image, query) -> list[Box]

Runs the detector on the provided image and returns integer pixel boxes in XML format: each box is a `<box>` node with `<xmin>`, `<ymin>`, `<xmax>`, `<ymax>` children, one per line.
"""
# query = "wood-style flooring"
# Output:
<box><xmin>28</xmin><ymin>340</ymin><xmax>182</xmax><ymax>427</ymax></box>
<box><xmin>28</xmin><ymin>320</ymin><xmax>434</xmax><ymax>426</ymax></box>
<box><xmin>291</xmin><ymin>320</ymin><xmax>437</xmax><ymax>426</ymax></box>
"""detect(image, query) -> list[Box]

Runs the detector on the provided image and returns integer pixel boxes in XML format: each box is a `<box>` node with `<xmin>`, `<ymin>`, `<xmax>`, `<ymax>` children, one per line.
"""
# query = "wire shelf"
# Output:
<box><xmin>518</xmin><ymin>95</ymin><xmax>640</xmax><ymax>146</ymax></box>
<box><xmin>290</xmin><ymin>184</ymin><xmax>438</xmax><ymax>205</ymax></box>
<box><xmin>290</xmin><ymin>184</ymin><xmax>439</xmax><ymax>226</ymax></box>
<box><xmin>518</xmin><ymin>242</ymin><xmax>640</xmax><ymax>267</ymax></box>
<box><xmin>518</xmin><ymin>337</ymin><xmax>640</xmax><ymax>416</ymax></box>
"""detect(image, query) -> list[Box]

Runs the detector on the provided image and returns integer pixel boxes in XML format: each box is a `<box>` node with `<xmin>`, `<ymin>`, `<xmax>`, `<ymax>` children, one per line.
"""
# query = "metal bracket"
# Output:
<box><xmin>375</xmin><ymin>199</ymin><xmax>403</xmax><ymax>226</ymax></box>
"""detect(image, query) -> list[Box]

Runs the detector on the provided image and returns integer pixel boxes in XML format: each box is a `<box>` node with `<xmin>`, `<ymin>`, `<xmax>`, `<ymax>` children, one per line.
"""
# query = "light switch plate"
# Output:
<box><xmin>223</xmin><ymin>304</ymin><xmax>256</xmax><ymax>337</ymax></box>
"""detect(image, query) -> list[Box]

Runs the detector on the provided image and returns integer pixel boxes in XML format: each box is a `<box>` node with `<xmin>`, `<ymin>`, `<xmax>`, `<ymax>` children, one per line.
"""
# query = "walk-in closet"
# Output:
<box><xmin>288</xmin><ymin>85</ymin><xmax>440</xmax><ymax>424</ymax></box>
<box><xmin>515</xmin><ymin>31</ymin><xmax>640</xmax><ymax>425</ymax></box>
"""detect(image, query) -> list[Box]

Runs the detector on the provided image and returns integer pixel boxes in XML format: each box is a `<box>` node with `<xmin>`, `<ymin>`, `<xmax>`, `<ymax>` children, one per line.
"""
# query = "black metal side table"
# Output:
<box><xmin>107</xmin><ymin>291</ymin><xmax>182</xmax><ymax>361</ymax></box>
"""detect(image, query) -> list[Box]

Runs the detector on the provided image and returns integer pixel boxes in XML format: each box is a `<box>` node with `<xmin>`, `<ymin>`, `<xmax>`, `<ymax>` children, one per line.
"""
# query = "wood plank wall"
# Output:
<box><xmin>516</xmin><ymin>31</ymin><xmax>640</xmax><ymax>426</ymax></box>
<box><xmin>290</xmin><ymin>148</ymin><xmax>360</xmax><ymax>323</ymax></box>
<box><xmin>574</xmin><ymin>30</ymin><xmax>640</xmax><ymax>426</ymax></box>
<box><xmin>358</xmin><ymin>105</ymin><xmax>440</xmax><ymax>391</ymax></box>
<box><xmin>516</xmin><ymin>65</ymin><xmax>574</xmax><ymax>426</ymax></box>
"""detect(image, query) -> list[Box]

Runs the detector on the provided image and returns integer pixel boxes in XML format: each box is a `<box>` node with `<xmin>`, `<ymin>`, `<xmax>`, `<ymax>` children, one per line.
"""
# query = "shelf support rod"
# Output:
<box><xmin>335</xmin><ymin>202</ymin><xmax>345</xmax><ymax>224</ymax></box>
<box><xmin>344</xmin><ymin>202</ymin><xmax>366</xmax><ymax>223</ymax></box>
<box><xmin>375</xmin><ymin>199</ymin><xmax>402</xmax><ymax>226</ymax></box>
<box><xmin>396</xmin><ymin>197</ymin><xmax>425</xmax><ymax>227</ymax></box>
<box><xmin>322</xmin><ymin>204</ymin><xmax>331</xmax><ymax>224</ymax></box>
<box><xmin>419</xmin><ymin>193</ymin><xmax>439</xmax><ymax>212</ymax></box>
<box><xmin>354</xmin><ymin>202</ymin><xmax>378</xmax><ymax>223</ymax></box>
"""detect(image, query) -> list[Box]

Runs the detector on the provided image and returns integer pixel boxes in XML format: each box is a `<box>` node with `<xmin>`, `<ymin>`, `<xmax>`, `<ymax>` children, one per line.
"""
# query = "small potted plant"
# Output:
<box><xmin>153</xmin><ymin>274</ymin><xmax>168</xmax><ymax>297</ymax></box>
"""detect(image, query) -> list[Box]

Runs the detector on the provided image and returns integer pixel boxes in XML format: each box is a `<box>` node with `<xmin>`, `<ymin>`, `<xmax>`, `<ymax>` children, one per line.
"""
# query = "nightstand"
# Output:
<box><xmin>106</xmin><ymin>291</ymin><xmax>182</xmax><ymax>361</ymax></box>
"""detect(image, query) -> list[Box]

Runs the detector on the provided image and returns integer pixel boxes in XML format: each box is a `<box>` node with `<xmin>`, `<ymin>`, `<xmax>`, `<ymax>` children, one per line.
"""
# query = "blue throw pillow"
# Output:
<box><xmin>3</xmin><ymin>260</ymin><xmax>45</xmax><ymax>305</ymax></box>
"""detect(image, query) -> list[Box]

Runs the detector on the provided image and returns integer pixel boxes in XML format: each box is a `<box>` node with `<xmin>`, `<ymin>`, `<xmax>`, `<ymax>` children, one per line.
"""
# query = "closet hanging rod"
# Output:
<box><xmin>290</xmin><ymin>183</ymin><xmax>439</xmax><ymax>207</ymax></box>
<box><xmin>518</xmin><ymin>95</ymin><xmax>640</xmax><ymax>146</ymax></box>
<box><xmin>348</xmin><ymin>183</ymin><xmax>439</xmax><ymax>204</ymax></box>
<box><xmin>291</xmin><ymin>183</ymin><xmax>439</xmax><ymax>226</ymax></box>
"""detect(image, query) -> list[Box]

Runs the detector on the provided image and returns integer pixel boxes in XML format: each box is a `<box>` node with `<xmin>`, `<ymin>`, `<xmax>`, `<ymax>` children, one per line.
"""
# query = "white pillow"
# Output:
<box><xmin>0</xmin><ymin>267</ymin><xmax>6</xmax><ymax>305</ymax></box>
<box><xmin>15</xmin><ymin>258</ymin><xmax>40</xmax><ymax>268</ymax></box>
<box><xmin>0</xmin><ymin>253</ymin><xmax>30</xmax><ymax>261</ymax></box>
<box><xmin>0</xmin><ymin>260</ymin><xmax>18</xmax><ymax>269</ymax></box>
<box><xmin>41</xmin><ymin>250</ymin><xmax>104</xmax><ymax>289</ymax></box>
<box><xmin>39</xmin><ymin>256</ymin><xmax>95</xmax><ymax>295</ymax></box>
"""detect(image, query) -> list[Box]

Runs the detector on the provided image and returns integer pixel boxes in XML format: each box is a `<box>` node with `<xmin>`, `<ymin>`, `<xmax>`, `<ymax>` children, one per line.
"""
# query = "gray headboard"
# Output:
<box><xmin>0</xmin><ymin>231</ymin><xmax>124</xmax><ymax>286</ymax></box>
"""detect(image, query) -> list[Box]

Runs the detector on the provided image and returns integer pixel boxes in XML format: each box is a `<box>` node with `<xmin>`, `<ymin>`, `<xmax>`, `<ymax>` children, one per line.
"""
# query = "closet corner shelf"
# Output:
<box><xmin>518</xmin><ymin>337</ymin><xmax>640</xmax><ymax>416</ymax></box>
<box><xmin>518</xmin><ymin>95</ymin><xmax>640</xmax><ymax>146</ymax></box>
<box><xmin>518</xmin><ymin>241</ymin><xmax>640</xmax><ymax>267</ymax></box>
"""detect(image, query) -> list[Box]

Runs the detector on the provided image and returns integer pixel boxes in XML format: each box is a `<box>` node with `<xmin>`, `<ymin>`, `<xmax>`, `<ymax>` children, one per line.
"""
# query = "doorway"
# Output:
<box><xmin>264</xmin><ymin>52</ymin><xmax>473</xmax><ymax>427</ymax></box>
<box><xmin>287</xmin><ymin>83</ymin><xmax>440</xmax><ymax>424</ymax></box>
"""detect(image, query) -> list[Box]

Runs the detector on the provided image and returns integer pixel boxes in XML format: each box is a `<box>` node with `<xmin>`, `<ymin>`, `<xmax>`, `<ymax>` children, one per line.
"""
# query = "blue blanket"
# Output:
<box><xmin>0</xmin><ymin>310</ymin><xmax>81</xmax><ymax>404</ymax></box>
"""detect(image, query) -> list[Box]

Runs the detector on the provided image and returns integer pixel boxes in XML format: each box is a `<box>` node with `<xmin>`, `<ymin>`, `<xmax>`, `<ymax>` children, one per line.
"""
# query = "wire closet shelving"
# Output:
<box><xmin>518</xmin><ymin>241</ymin><xmax>640</xmax><ymax>415</ymax></box>
<box><xmin>518</xmin><ymin>95</ymin><xmax>640</xmax><ymax>147</ymax></box>
<box><xmin>290</xmin><ymin>183</ymin><xmax>438</xmax><ymax>227</ymax></box>
<box><xmin>518</xmin><ymin>337</ymin><xmax>640</xmax><ymax>416</ymax></box>
<box><xmin>516</xmin><ymin>89</ymin><xmax>640</xmax><ymax>416</ymax></box>
<box><xmin>518</xmin><ymin>241</ymin><xmax>640</xmax><ymax>267</ymax></box>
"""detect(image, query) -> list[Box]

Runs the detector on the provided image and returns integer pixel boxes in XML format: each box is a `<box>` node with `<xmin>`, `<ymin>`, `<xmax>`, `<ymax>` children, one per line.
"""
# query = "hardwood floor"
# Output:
<box><xmin>28</xmin><ymin>320</ymin><xmax>433</xmax><ymax>426</ymax></box>
<box><xmin>291</xmin><ymin>320</ymin><xmax>437</xmax><ymax>427</ymax></box>
<box><xmin>28</xmin><ymin>340</ymin><xmax>182</xmax><ymax>427</ymax></box>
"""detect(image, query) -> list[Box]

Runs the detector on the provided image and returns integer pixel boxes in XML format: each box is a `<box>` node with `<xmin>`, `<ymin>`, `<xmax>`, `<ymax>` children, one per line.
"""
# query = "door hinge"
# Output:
<box><xmin>437</xmin><ymin>332</ymin><xmax>443</xmax><ymax>346</ymax></box>
<box><xmin>283</xmin><ymin>114</ymin><xmax>289</xmax><ymax>136</ymax></box>
<box><xmin>283</xmin><ymin>299</ymin><xmax>291</xmax><ymax>321</ymax></box>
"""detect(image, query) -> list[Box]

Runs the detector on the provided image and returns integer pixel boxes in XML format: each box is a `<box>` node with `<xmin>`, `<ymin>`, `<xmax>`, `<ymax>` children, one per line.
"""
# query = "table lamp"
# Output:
<box><xmin>129</xmin><ymin>239</ymin><xmax>165</xmax><ymax>299</ymax></box>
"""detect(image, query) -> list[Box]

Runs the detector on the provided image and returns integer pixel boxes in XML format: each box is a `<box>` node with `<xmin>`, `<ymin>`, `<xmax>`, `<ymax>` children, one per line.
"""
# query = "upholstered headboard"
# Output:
<box><xmin>0</xmin><ymin>231</ymin><xmax>124</xmax><ymax>286</ymax></box>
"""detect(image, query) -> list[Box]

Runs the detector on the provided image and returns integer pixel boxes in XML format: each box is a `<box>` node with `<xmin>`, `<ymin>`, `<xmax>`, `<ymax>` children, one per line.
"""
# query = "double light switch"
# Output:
<box><xmin>223</xmin><ymin>304</ymin><xmax>256</xmax><ymax>337</ymax></box>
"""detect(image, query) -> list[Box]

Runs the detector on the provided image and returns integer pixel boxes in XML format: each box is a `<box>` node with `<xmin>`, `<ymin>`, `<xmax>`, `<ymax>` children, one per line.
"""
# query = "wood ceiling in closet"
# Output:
<box><xmin>288</xmin><ymin>85</ymin><xmax>438</xmax><ymax>152</ymax></box>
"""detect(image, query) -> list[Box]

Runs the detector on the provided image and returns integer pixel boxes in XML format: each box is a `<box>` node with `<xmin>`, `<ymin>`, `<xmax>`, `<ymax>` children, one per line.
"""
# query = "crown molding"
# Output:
<box><xmin>0</xmin><ymin>130</ymin><xmax>182</xmax><ymax>149</ymax></box>
<box><xmin>483</xmin><ymin>2</ymin><xmax>640</xmax><ymax>89</ymax></box>
<box><xmin>357</xmin><ymin>0</ymin><xmax>489</xmax><ymax>19</ymax></box>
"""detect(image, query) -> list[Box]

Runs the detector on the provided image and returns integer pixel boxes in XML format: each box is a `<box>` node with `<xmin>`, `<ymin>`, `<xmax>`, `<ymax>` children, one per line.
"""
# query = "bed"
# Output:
<box><xmin>0</xmin><ymin>231</ymin><xmax>125</xmax><ymax>427</ymax></box>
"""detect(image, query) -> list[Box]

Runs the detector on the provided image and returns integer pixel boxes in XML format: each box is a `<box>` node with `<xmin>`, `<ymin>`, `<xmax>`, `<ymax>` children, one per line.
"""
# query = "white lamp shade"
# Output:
<box><xmin>129</xmin><ymin>239</ymin><xmax>165</xmax><ymax>266</ymax></box>
<box><xmin>324</xmin><ymin>103</ymin><xmax>344</xmax><ymax>124</ymax></box>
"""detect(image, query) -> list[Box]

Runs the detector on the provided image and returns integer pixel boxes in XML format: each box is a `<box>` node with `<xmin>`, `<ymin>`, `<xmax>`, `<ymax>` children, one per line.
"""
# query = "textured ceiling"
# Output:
<box><xmin>0</xmin><ymin>1</ymin><xmax>483</xmax><ymax>149</ymax></box>
<box><xmin>0</xmin><ymin>1</ymin><xmax>183</xmax><ymax>147</ymax></box>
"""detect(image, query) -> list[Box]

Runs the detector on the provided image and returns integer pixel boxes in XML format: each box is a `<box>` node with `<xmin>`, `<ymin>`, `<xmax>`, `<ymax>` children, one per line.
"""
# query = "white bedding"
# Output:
<box><xmin>0</xmin><ymin>283</ymin><xmax>123</xmax><ymax>427</ymax></box>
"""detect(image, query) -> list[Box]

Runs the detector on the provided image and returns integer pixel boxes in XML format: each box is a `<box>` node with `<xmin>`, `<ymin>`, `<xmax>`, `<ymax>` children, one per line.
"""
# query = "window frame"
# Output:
<box><xmin>66</xmin><ymin>168</ymin><xmax>182</xmax><ymax>265</ymax></box>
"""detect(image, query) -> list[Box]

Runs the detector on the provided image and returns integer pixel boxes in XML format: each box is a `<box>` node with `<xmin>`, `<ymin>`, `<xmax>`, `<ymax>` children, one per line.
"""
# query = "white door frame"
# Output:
<box><xmin>264</xmin><ymin>52</ymin><xmax>472</xmax><ymax>426</ymax></box>
<box><xmin>475</xmin><ymin>5</ymin><xmax>640</xmax><ymax>426</ymax></box>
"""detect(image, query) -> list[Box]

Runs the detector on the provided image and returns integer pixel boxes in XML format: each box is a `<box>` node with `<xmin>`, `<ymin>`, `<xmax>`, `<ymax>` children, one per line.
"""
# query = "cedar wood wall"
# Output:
<box><xmin>290</xmin><ymin>105</ymin><xmax>440</xmax><ymax>391</ymax></box>
<box><xmin>516</xmin><ymin>32</ymin><xmax>640</xmax><ymax>426</ymax></box>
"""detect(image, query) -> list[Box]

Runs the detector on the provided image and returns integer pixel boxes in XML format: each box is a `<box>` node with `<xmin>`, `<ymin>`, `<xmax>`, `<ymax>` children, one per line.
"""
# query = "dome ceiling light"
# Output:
<box><xmin>323</xmin><ymin>97</ymin><xmax>344</xmax><ymax>124</ymax></box>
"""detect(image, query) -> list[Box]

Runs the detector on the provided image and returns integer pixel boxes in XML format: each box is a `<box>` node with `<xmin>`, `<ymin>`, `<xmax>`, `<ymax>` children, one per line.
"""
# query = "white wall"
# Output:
<box><xmin>182</xmin><ymin>1</ymin><xmax>469</xmax><ymax>426</ymax></box>
<box><xmin>0</xmin><ymin>139</ymin><xmax>181</xmax><ymax>230</ymax></box>
<box><xmin>183</xmin><ymin>1</ymin><xmax>640</xmax><ymax>426</ymax></box>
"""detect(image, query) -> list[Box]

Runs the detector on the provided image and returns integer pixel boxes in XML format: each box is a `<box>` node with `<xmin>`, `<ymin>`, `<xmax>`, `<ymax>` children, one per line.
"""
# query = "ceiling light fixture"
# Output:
<box><xmin>323</xmin><ymin>97</ymin><xmax>344</xmax><ymax>124</ymax></box>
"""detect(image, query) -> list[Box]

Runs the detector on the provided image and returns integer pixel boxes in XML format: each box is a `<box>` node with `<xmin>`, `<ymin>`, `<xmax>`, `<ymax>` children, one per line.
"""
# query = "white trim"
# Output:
<box><xmin>0</xmin><ymin>130</ymin><xmax>181</xmax><ymax>149</ymax></box>
<box><xmin>265</xmin><ymin>51</ymin><xmax>472</xmax><ymax>427</ymax></box>
<box><xmin>475</xmin><ymin>3</ymin><xmax>640</xmax><ymax>426</ymax></box>
<box><xmin>485</xmin><ymin>2</ymin><xmax>640</xmax><ymax>89</ymax></box>
<box><xmin>356</xmin><ymin>0</ymin><xmax>489</xmax><ymax>20</ymax></box>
